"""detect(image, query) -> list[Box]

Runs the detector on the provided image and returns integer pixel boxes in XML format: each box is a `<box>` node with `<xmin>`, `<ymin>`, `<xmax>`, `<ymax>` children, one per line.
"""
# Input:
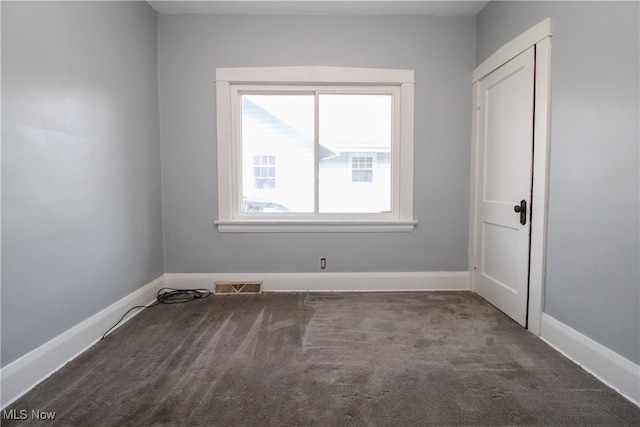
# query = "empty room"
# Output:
<box><xmin>1</xmin><ymin>0</ymin><xmax>639</xmax><ymax>425</ymax></box>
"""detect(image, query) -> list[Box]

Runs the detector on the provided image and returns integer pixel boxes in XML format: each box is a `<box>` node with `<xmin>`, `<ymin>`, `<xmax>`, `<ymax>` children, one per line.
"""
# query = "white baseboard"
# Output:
<box><xmin>540</xmin><ymin>313</ymin><xmax>640</xmax><ymax>407</ymax></box>
<box><xmin>164</xmin><ymin>271</ymin><xmax>470</xmax><ymax>293</ymax></box>
<box><xmin>0</xmin><ymin>275</ymin><xmax>165</xmax><ymax>410</ymax></box>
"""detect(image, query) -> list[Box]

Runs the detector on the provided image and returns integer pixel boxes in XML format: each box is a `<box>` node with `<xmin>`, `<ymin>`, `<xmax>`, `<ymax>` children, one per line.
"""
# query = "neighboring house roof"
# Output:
<box><xmin>242</xmin><ymin>97</ymin><xmax>390</xmax><ymax>158</ymax></box>
<box><xmin>242</xmin><ymin>98</ymin><xmax>337</xmax><ymax>159</ymax></box>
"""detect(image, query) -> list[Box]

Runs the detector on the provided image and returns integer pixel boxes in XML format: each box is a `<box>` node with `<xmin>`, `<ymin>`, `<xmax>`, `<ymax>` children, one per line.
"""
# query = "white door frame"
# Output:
<box><xmin>469</xmin><ymin>18</ymin><xmax>552</xmax><ymax>336</ymax></box>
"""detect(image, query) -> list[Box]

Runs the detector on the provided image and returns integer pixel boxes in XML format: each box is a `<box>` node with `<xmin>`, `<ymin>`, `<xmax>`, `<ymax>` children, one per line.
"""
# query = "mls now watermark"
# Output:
<box><xmin>3</xmin><ymin>409</ymin><xmax>56</xmax><ymax>421</ymax></box>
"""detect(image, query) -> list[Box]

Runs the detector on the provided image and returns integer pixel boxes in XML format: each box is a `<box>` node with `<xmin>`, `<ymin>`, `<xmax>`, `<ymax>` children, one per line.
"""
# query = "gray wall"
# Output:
<box><xmin>477</xmin><ymin>1</ymin><xmax>640</xmax><ymax>364</ymax></box>
<box><xmin>158</xmin><ymin>14</ymin><xmax>475</xmax><ymax>273</ymax></box>
<box><xmin>1</xmin><ymin>1</ymin><xmax>164</xmax><ymax>367</ymax></box>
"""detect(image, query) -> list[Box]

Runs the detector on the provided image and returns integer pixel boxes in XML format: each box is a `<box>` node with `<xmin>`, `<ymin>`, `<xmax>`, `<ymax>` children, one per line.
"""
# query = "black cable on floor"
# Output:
<box><xmin>155</xmin><ymin>287</ymin><xmax>211</xmax><ymax>304</ymax></box>
<box><xmin>101</xmin><ymin>288</ymin><xmax>212</xmax><ymax>340</ymax></box>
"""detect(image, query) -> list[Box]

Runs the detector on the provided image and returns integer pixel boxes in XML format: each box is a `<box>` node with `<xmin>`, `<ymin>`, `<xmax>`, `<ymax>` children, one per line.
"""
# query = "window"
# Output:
<box><xmin>350</xmin><ymin>155</ymin><xmax>374</xmax><ymax>183</ymax></box>
<box><xmin>252</xmin><ymin>155</ymin><xmax>276</xmax><ymax>189</ymax></box>
<box><xmin>215</xmin><ymin>66</ymin><xmax>415</xmax><ymax>232</ymax></box>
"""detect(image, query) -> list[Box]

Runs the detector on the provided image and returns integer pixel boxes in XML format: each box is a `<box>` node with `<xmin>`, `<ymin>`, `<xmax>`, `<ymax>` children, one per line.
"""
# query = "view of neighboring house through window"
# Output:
<box><xmin>242</xmin><ymin>94</ymin><xmax>314</xmax><ymax>213</ymax></box>
<box><xmin>241</xmin><ymin>93</ymin><xmax>392</xmax><ymax>214</ymax></box>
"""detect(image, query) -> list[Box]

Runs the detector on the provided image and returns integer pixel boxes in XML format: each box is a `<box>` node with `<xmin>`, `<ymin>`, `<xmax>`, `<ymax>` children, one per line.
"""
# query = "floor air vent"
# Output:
<box><xmin>214</xmin><ymin>281</ymin><xmax>262</xmax><ymax>295</ymax></box>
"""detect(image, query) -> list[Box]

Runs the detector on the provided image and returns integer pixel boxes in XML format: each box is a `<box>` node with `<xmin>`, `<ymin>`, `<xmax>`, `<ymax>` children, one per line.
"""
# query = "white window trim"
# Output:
<box><xmin>215</xmin><ymin>66</ymin><xmax>416</xmax><ymax>233</ymax></box>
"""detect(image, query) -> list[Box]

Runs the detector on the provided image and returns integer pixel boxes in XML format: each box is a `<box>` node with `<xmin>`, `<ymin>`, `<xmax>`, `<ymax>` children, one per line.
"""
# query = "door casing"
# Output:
<box><xmin>469</xmin><ymin>18</ymin><xmax>552</xmax><ymax>335</ymax></box>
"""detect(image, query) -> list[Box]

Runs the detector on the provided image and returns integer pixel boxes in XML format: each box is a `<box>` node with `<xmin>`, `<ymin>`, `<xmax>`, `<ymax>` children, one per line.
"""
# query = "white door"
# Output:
<box><xmin>474</xmin><ymin>46</ymin><xmax>535</xmax><ymax>327</ymax></box>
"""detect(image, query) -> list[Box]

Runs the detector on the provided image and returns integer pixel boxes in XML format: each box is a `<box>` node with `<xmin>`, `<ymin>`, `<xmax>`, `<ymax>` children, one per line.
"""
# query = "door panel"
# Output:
<box><xmin>474</xmin><ymin>46</ymin><xmax>535</xmax><ymax>327</ymax></box>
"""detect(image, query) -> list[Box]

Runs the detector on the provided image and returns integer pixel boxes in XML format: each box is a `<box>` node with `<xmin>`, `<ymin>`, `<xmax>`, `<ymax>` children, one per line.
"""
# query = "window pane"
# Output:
<box><xmin>241</xmin><ymin>95</ymin><xmax>315</xmax><ymax>213</ymax></box>
<box><xmin>352</xmin><ymin>170</ymin><xmax>373</xmax><ymax>182</ymax></box>
<box><xmin>318</xmin><ymin>94</ymin><xmax>392</xmax><ymax>213</ymax></box>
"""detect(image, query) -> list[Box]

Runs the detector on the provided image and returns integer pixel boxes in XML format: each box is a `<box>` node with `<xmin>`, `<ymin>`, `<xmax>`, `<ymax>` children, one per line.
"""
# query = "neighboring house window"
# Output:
<box><xmin>253</xmin><ymin>155</ymin><xmax>276</xmax><ymax>189</ymax></box>
<box><xmin>215</xmin><ymin>66</ymin><xmax>416</xmax><ymax>232</ymax></box>
<box><xmin>350</xmin><ymin>154</ymin><xmax>374</xmax><ymax>183</ymax></box>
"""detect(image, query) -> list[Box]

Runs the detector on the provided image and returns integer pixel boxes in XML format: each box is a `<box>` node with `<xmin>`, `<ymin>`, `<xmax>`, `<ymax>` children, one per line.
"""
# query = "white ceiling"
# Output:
<box><xmin>147</xmin><ymin>1</ymin><xmax>489</xmax><ymax>16</ymax></box>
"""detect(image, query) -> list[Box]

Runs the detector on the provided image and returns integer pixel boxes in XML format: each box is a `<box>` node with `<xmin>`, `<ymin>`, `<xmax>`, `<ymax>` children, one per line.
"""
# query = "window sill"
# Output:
<box><xmin>215</xmin><ymin>219</ymin><xmax>417</xmax><ymax>233</ymax></box>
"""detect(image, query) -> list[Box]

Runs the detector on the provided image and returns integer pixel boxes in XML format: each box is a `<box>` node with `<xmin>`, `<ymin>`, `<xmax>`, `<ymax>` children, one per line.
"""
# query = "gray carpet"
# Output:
<box><xmin>3</xmin><ymin>292</ymin><xmax>639</xmax><ymax>426</ymax></box>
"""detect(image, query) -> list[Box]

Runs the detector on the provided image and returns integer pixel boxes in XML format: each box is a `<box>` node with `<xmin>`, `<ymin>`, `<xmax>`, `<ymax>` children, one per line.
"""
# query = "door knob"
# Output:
<box><xmin>513</xmin><ymin>199</ymin><xmax>527</xmax><ymax>225</ymax></box>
